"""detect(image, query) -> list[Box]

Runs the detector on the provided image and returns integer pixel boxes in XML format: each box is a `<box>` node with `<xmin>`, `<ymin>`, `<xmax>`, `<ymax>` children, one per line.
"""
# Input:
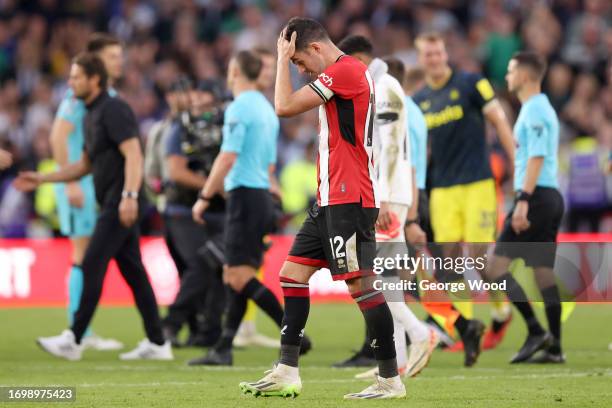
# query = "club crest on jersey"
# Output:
<box><xmin>450</xmin><ymin>89</ymin><xmax>460</xmax><ymax>100</ymax></box>
<box><xmin>318</xmin><ymin>73</ymin><xmax>333</xmax><ymax>87</ymax></box>
<box><xmin>419</xmin><ymin>100</ymin><xmax>431</xmax><ymax>111</ymax></box>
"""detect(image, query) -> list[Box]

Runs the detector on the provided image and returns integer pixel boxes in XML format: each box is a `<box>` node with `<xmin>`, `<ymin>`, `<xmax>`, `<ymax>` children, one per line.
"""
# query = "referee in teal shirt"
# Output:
<box><xmin>191</xmin><ymin>50</ymin><xmax>293</xmax><ymax>366</ymax></box>
<box><xmin>486</xmin><ymin>51</ymin><xmax>565</xmax><ymax>365</ymax></box>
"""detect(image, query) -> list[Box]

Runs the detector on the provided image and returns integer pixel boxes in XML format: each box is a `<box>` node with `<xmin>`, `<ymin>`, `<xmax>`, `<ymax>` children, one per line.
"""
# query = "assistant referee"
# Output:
<box><xmin>15</xmin><ymin>53</ymin><xmax>171</xmax><ymax>361</ymax></box>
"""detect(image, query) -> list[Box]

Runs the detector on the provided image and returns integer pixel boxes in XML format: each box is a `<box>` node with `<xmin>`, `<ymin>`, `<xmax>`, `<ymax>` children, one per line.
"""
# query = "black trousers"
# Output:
<box><xmin>162</xmin><ymin>214</ymin><xmax>200</xmax><ymax>334</ymax></box>
<box><xmin>71</xmin><ymin>207</ymin><xmax>163</xmax><ymax>344</ymax></box>
<box><xmin>163</xmin><ymin>214</ymin><xmax>225</xmax><ymax>335</ymax></box>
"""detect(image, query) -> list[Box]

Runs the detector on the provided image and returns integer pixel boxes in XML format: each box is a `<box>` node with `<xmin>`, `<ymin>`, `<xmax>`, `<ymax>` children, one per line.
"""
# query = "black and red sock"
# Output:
<box><xmin>352</xmin><ymin>288</ymin><xmax>398</xmax><ymax>378</ymax></box>
<box><xmin>279</xmin><ymin>277</ymin><xmax>310</xmax><ymax>367</ymax></box>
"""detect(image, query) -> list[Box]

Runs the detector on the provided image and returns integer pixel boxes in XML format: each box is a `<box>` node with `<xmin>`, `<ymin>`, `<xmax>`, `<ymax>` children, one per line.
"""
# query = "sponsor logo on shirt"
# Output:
<box><xmin>424</xmin><ymin>105</ymin><xmax>465</xmax><ymax>129</ymax></box>
<box><xmin>318</xmin><ymin>73</ymin><xmax>333</xmax><ymax>88</ymax></box>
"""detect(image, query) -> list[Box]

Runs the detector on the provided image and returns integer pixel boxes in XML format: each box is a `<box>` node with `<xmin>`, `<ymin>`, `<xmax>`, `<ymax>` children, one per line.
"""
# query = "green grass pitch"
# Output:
<box><xmin>1</xmin><ymin>304</ymin><xmax>612</xmax><ymax>407</ymax></box>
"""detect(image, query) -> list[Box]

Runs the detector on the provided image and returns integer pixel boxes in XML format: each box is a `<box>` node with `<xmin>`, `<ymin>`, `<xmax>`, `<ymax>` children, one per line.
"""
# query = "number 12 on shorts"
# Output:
<box><xmin>329</xmin><ymin>236</ymin><xmax>346</xmax><ymax>259</ymax></box>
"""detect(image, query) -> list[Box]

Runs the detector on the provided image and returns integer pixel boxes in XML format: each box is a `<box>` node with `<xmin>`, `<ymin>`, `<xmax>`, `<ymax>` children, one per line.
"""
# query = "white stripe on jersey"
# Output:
<box><xmin>318</xmin><ymin>105</ymin><xmax>330</xmax><ymax>206</ymax></box>
<box><xmin>364</xmin><ymin>70</ymin><xmax>380</xmax><ymax>207</ymax></box>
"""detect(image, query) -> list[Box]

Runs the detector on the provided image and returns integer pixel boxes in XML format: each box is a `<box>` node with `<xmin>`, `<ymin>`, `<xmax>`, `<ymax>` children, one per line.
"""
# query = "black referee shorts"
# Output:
<box><xmin>494</xmin><ymin>187</ymin><xmax>564</xmax><ymax>268</ymax></box>
<box><xmin>287</xmin><ymin>202</ymin><xmax>378</xmax><ymax>281</ymax></box>
<box><xmin>225</xmin><ymin>187</ymin><xmax>274</xmax><ymax>268</ymax></box>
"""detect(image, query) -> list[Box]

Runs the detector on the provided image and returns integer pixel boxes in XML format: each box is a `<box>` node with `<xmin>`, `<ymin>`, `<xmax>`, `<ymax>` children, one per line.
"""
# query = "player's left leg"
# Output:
<box><xmin>465</xmin><ymin>179</ymin><xmax>513</xmax><ymax>350</ymax></box>
<box><xmin>356</xmin><ymin>203</ymin><xmax>436</xmax><ymax>380</ymax></box>
<box><xmin>343</xmin><ymin>275</ymin><xmax>406</xmax><ymax>400</ymax></box>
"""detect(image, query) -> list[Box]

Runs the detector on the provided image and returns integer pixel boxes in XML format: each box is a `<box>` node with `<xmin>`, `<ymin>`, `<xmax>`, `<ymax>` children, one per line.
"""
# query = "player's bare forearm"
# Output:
<box><xmin>119</xmin><ymin>138</ymin><xmax>143</xmax><ymax>193</ymax></box>
<box><xmin>485</xmin><ymin>102</ymin><xmax>515</xmax><ymax>163</ymax></box>
<box><xmin>274</xmin><ymin>67</ymin><xmax>322</xmax><ymax>117</ymax></box>
<box><xmin>42</xmin><ymin>155</ymin><xmax>91</xmax><ymax>183</ymax></box>
<box><xmin>274</xmin><ymin>57</ymin><xmax>294</xmax><ymax>116</ymax></box>
<box><xmin>167</xmin><ymin>155</ymin><xmax>206</xmax><ymax>190</ymax></box>
<box><xmin>408</xmin><ymin>168</ymin><xmax>419</xmax><ymax>220</ymax></box>
<box><xmin>521</xmin><ymin>157</ymin><xmax>544</xmax><ymax>194</ymax></box>
<box><xmin>49</xmin><ymin>118</ymin><xmax>75</xmax><ymax>168</ymax></box>
<box><xmin>201</xmin><ymin>152</ymin><xmax>236</xmax><ymax>198</ymax></box>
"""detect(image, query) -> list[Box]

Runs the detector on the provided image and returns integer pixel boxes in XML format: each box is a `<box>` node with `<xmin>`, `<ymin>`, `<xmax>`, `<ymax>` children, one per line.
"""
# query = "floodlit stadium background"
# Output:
<box><xmin>0</xmin><ymin>0</ymin><xmax>610</xmax><ymax>239</ymax></box>
<box><xmin>0</xmin><ymin>2</ymin><xmax>611</xmax><ymax>406</ymax></box>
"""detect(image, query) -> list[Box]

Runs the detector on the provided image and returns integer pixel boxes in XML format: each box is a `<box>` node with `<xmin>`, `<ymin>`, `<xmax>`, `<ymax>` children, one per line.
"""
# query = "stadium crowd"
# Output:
<box><xmin>0</xmin><ymin>0</ymin><xmax>610</xmax><ymax>238</ymax></box>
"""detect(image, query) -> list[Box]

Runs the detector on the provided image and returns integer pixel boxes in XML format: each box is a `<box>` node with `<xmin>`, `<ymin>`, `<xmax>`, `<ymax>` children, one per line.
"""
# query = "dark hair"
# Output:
<box><xmin>337</xmin><ymin>35</ymin><xmax>373</xmax><ymax>56</ymax></box>
<box><xmin>404</xmin><ymin>66</ymin><xmax>426</xmax><ymax>91</ymax></box>
<box><xmin>283</xmin><ymin>17</ymin><xmax>329</xmax><ymax>51</ymax></box>
<box><xmin>234</xmin><ymin>50</ymin><xmax>262</xmax><ymax>81</ymax></box>
<box><xmin>512</xmin><ymin>51</ymin><xmax>547</xmax><ymax>81</ymax></box>
<box><xmin>253</xmin><ymin>47</ymin><xmax>274</xmax><ymax>57</ymax></box>
<box><xmin>86</xmin><ymin>32</ymin><xmax>121</xmax><ymax>53</ymax></box>
<box><xmin>73</xmin><ymin>52</ymin><xmax>108</xmax><ymax>89</ymax></box>
<box><xmin>383</xmin><ymin>57</ymin><xmax>405</xmax><ymax>84</ymax></box>
<box><xmin>168</xmin><ymin>76</ymin><xmax>193</xmax><ymax>93</ymax></box>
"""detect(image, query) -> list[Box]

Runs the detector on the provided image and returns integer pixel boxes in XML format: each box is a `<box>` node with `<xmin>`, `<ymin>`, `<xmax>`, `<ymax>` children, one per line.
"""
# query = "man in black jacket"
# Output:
<box><xmin>15</xmin><ymin>53</ymin><xmax>172</xmax><ymax>361</ymax></box>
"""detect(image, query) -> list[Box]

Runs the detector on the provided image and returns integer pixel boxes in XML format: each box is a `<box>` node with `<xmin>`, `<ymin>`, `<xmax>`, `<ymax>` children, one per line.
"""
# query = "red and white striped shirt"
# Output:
<box><xmin>308</xmin><ymin>55</ymin><xmax>379</xmax><ymax>208</ymax></box>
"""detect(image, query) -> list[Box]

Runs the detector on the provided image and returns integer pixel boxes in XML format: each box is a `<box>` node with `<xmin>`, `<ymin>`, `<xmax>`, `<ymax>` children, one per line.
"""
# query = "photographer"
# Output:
<box><xmin>161</xmin><ymin>80</ymin><xmax>226</xmax><ymax>347</ymax></box>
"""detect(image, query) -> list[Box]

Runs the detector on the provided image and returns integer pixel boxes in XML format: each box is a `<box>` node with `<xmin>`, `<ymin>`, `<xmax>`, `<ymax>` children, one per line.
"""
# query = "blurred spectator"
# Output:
<box><xmin>545</xmin><ymin>62</ymin><xmax>573</xmax><ymax>113</ymax></box>
<box><xmin>0</xmin><ymin>0</ymin><xmax>610</xmax><ymax>236</ymax></box>
<box><xmin>279</xmin><ymin>139</ymin><xmax>317</xmax><ymax>232</ymax></box>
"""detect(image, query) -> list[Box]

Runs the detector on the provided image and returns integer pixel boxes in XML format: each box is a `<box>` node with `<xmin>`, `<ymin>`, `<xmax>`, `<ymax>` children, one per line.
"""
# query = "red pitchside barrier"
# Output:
<box><xmin>0</xmin><ymin>233</ymin><xmax>610</xmax><ymax>307</ymax></box>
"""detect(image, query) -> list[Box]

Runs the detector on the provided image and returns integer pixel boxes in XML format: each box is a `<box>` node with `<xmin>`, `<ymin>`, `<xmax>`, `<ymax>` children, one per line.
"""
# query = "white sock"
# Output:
<box><xmin>392</xmin><ymin>317</ymin><xmax>407</xmax><ymax>367</ymax></box>
<box><xmin>388</xmin><ymin>301</ymin><xmax>429</xmax><ymax>343</ymax></box>
<box><xmin>237</xmin><ymin>320</ymin><xmax>256</xmax><ymax>336</ymax></box>
<box><xmin>382</xmin><ymin>275</ymin><xmax>429</xmax><ymax>343</ymax></box>
<box><xmin>276</xmin><ymin>363</ymin><xmax>299</xmax><ymax>380</ymax></box>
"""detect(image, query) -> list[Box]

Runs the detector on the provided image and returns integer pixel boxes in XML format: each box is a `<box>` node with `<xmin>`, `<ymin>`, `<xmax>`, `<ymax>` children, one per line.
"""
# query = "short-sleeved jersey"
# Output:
<box><xmin>514</xmin><ymin>93</ymin><xmax>559</xmax><ymax>191</ymax></box>
<box><xmin>413</xmin><ymin>70</ymin><xmax>496</xmax><ymax>188</ymax></box>
<box><xmin>405</xmin><ymin>95</ymin><xmax>428</xmax><ymax>190</ymax></box>
<box><xmin>221</xmin><ymin>90</ymin><xmax>279</xmax><ymax>192</ymax></box>
<box><xmin>369</xmin><ymin>58</ymin><xmax>412</xmax><ymax>207</ymax></box>
<box><xmin>84</xmin><ymin>91</ymin><xmax>142</xmax><ymax>207</ymax></box>
<box><xmin>56</xmin><ymin>89</ymin><xmax>87</xmax><ymax>163</ymax></box>
<box><xmin>308</xmin><ymin>55</ymin><xmax>378</xmax><ymax>208</ymax></box>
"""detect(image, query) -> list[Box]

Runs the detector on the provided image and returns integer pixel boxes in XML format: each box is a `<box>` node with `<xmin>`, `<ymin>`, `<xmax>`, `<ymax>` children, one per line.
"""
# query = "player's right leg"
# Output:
<box><xmin>430</xmin><ymin>186</ymin><xmax>486</xmax><ymax>366</ymax></box>
<box><xmin>239</xmin><ymin>261</ymin><xmax>317</xmax><ymax>398</ymax></box>
<box><xmin>241</xmin><ymin>204</ymin><xmax>325</xmax><ymax>397</ymax></box>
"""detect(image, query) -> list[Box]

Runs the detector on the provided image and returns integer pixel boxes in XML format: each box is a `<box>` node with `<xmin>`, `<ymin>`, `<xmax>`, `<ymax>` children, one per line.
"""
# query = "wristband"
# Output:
<box><xmin>517</xmin><ymin>191</ymin><xmax>531</xmax><ymax>202</ymax></box>
<box><xmin>198</xmin><ymin>192</ymin><xmax>213</xmax><ymax>201</ymax></box>
<box><xmin>405</xmin><ymin>217</ymin><xmax>420</xmax><ymax>227</ymax></box>
<box><xmin>121</xmin><ymin>190</ymin><xmax>139</xmax><ymax>200</ymax></box>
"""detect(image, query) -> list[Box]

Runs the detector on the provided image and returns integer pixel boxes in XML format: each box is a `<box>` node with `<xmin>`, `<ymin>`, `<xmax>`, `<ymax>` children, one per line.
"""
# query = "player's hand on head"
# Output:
<box><xmin>66</xmin><ymin>181</ymin><xmax>84</xmax><ymax>208</ymax></box>
<box><xmin>192</xmin><ymin>198</ymin><xmax>209</xmax><ymax>225</ymax></box>
<box><xmin>13</xmin><ymin>171</ymin><xmax>41</xmax><ymax>192</ymax></box>
<box><xmin>119</xmin><ymin>197</ymin><xmax>138</xmax><ymax>228</ymax></box>
<box><xmin>277</xmin><ymin>28</ymin><xmax>297</xmax><ymax>61</ymax></box>
<box><xmin>511</xmin><ymin>201</ymin><xmax>530</xmax><ymax>234</ymax></box>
